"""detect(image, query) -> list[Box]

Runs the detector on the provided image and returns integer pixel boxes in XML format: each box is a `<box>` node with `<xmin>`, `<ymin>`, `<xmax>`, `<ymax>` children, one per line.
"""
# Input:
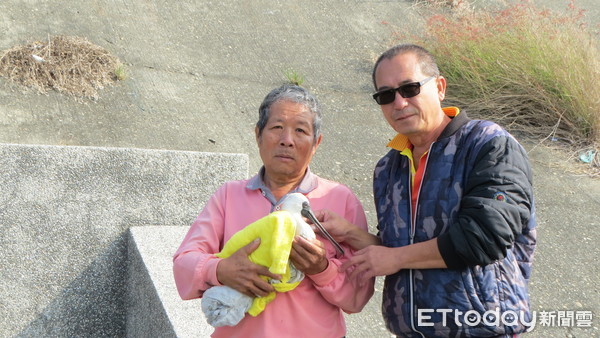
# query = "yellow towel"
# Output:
<box><xmin>215</xmin><ymin>210</ymin><xmax>301</xmax><ymax>316</ymax></box>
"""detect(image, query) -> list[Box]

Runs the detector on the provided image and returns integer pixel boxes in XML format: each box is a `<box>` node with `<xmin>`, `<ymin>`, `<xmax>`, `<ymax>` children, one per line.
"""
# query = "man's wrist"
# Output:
<box><xmin>208</xmin><ymin>256</ymin><xmax>225</xmax><ymax>287</ymax></box>
<box><xmin>346</xmin><ymin>227</ymin><xmax>379</xmax><ymax>250</ymax></box>
<box><xmin>307</xmin><ymin>258</ymin><xmax>329</xmax><ymax>276</ymax></box>
<box><xmin>306</xmin><ymin>258</ymin><xmax>336</xmax><ymax>286</ymax></box>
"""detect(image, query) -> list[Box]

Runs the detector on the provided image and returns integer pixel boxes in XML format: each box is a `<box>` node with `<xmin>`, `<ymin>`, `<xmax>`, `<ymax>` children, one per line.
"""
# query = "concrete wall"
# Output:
<box><xmin>0</xmin><ymin>143</ymin><xmax>248</xmax><ymax>337</ymax></box>
<box><xmin>127</xmin><ymin>226</ymin><xmax>214</xmax><ymax>338</ymax></box>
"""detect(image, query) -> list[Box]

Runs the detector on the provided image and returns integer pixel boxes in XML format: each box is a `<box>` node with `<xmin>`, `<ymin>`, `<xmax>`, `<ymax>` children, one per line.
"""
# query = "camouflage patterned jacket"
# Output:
<box><xmin>374</xmin><ymin>110</ymin><xmax>537</xmax><ymax>337</ymax></box>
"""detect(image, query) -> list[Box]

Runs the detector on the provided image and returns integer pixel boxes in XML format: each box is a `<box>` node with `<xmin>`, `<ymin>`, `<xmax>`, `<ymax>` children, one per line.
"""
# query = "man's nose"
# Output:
<box><xmin>279</xmin><ymin>129</ymin><xmax>294</xmax><ymax>146</ymax></box>
<box><xmin>392</xmin><ymin>91</ymin><xmax>409</xmax><ymax>109</ymax></box>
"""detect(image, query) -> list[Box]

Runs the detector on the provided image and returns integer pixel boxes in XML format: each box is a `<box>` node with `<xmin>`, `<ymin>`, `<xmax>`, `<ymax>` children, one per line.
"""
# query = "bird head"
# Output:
<box><xmin>279</xmin><ymin>193</ymin><xmax>315</xmax><ymax>240</ymax></box>
<box><xmin>279</xmin><ymin>193</ymin><xmax>309</xmax><ymax>214</ymax></box>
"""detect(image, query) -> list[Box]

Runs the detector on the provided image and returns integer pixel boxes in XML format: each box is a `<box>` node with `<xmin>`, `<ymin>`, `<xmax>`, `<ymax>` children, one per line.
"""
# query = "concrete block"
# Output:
<box><xmin>0</xmin><ymin>143</ymin><xmax>247</xmax><ymax>337</ymax></box>
<box><xmin>127</xmin><ymin>226</ymin><xmax>212</xmax><ymax>338</ymax></box>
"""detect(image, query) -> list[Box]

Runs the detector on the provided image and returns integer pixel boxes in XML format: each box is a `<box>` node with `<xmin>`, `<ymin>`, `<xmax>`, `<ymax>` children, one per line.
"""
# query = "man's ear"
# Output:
<box><xmin>437</xmin><ymin>76</ymin><xmax>447</xmax><ymax>102</ymax></box>
<box><xmin>255</xmin><ymin>126</ymin><xmax>260</xmax><ymax>143</ymax></box>
<box><xmin>312</xmin><ymin>134</ymin><xmax>323</xmax><ymax>155</ymax></box>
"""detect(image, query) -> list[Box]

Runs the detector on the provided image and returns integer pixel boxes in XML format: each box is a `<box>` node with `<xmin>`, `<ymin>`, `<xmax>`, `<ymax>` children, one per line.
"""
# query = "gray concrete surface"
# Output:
<box><xmin>0</xmin><ymin>143</ymin><xmax>247</xmax><ymax>337</ymax></box>
<box><xmin>127</xmin><ymin>227</ymin><xmax>178</xmax><ymax>338</ymax></box>
<box><xmin>128</xmin><ymin>226</ymin><xmax>212</xmax><ymax>338</ymax></box>
<box><xmin>1</xmin><ymin>0</ymin><xmax>599</xmax><ymax>337</ymax></box>
<box><xmin>523</xmin><ymin>143</ymin><xmax>600</xmax><ymax>338</ymax></box>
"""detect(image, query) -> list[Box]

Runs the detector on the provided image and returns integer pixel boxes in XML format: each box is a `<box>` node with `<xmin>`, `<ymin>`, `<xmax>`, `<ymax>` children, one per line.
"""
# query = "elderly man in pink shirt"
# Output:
<box><xmin>173</xmin><ymin>84</ymin><xmax>374</xmax><ymax>337</ymax></box>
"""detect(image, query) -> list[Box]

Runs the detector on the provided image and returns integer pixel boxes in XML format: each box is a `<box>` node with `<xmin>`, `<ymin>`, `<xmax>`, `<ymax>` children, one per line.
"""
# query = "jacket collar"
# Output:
<box><xmin>387</xmin><ymin>107</ymin><xmax>469</xmax><ymax>151</ymax></box>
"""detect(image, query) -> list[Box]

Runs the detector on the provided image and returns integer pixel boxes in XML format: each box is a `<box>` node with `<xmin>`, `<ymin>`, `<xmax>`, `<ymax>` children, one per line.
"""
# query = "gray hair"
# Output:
<box><xmin>256</xmin><ymin>84</ymin><xmax>322</xmax><ymax>141</ymax></box>
<box><xmin>372</xmin><ymin>44</ymin><xmax>440</xmax><ymax>89</ymax></box>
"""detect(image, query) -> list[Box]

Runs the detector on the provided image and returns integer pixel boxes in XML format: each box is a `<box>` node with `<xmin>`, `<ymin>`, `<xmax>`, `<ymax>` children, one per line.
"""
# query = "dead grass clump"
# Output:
<box><xmin>0</xmin><ymin>35</ymin><xmax>125</xmax><ymax>100</ymax></box>
<box><xmin>405</xmin><ymin>0</ymin><xmax>600</xmax><ymax>175</ymax></box>
<box><xmin>418</xmin><ymin>1</ymin><xmax>600</xmax><ymax>144</ymax></box>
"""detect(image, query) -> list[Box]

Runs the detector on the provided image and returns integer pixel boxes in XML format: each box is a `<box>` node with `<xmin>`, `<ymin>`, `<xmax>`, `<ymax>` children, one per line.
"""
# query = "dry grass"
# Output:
<box><xmin>402</xmin><ymin>0</ymin><xmax>600</xmax><ymax>175</ymax></box>
<box><xmin>528</xmin><ymin>141</ymin><xmax>600</xmax><ymax>178</ymax></box>
<box><xmin>0</xmin><ymin>35</ymin><xmax>125</xmax><ymax>100</ymax></box>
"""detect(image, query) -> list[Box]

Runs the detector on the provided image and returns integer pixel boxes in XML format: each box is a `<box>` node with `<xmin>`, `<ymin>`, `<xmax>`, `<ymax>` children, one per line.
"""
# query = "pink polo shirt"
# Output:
<box><xmin>173</xmin><ymin>168</ymin><xmax>374</xmax><ymax>337</ymax></box>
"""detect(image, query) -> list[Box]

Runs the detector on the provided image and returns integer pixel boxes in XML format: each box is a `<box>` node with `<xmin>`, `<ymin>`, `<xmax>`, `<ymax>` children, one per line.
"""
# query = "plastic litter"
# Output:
<box><xmin>579</xmin><ymin>150</ymin><xmax>596</xmax><ymax>164</ymax></box>
<box><xmin>31</xmin><ymin>54</ymin><xmax>44</xmax><ymax>62</ymax></box>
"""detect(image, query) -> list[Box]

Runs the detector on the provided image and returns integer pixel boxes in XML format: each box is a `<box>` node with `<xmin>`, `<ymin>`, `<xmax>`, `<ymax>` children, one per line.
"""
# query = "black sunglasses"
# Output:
<box><xmin>372</xmin><ymin>75</ymin><xmax>436</xmax><ymax>105</ymax></box>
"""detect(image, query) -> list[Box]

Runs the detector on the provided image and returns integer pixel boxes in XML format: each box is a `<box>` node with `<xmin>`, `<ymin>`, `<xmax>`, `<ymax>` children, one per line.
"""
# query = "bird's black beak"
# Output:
<box><xmin>301</xmin><ymin>202</ymin><xmax>316</xmax><ymax>222</ymax></box>
<box><xmin>301</xmin><ymin>202</ymin><xmax>344</xmax><ymax>256</ymax></box>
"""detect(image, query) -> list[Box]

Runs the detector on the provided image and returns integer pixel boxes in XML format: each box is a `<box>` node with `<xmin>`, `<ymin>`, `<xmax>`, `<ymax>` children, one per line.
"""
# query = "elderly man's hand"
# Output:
<box><xmin>216</xmin><ymin>239</ymin><xmax>281</xmax><ymax>298</ymax></box>
<box><xmin>290</xmin><ymin>236</ymin><xmax>328</xmax><ymax>275</ymax></box>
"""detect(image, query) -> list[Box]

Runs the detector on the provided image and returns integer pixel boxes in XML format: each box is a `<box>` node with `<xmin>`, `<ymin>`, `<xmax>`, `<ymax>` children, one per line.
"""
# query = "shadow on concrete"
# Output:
<box><xmin>17</xmin><ymin>233</ymin><xmax>128</xmax><ymax>337</ymax></box>
<box><xmin>126</xmin><ymin>228</ymin><xmax>176</xmax><ymax>338</ymax></box>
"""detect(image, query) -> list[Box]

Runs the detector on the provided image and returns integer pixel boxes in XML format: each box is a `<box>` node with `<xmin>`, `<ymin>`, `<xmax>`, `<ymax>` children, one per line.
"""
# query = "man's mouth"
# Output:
<box><xmin>395</xmin><ymin>113</ymin><xmax>415</xmax><ymax>121</ymax></box>
<box><xmin>275</xmin><ymin>154</ymin><xmax>294</xmax><ymax>160</ymax></box>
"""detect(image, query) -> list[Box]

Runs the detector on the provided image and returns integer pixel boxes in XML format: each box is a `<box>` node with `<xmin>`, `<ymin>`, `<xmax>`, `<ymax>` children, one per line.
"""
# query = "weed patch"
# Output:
<box><xmin>0</xmin><ymin>35</ymin><xmax>125</xmax><ymax>100</ymax></box>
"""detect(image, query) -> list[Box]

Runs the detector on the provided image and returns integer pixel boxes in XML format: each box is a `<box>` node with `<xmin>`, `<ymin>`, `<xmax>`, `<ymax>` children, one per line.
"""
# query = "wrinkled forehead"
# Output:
<box><xmin>375</xmin><ymin>53</ymin><xmax>424</xmax><ymax>88</ymax></box>
<box><xmin>268</xmin><ymin>100</ymin><xmax>314</xmax><ymax>122</ymax></box>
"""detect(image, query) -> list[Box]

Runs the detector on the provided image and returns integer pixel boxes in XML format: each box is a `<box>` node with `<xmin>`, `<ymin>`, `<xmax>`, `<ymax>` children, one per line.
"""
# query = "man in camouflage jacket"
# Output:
<box><xmin>316</xmin><ymin>44</ymin><xmax>536</xmax><ymax>337</ymax></box>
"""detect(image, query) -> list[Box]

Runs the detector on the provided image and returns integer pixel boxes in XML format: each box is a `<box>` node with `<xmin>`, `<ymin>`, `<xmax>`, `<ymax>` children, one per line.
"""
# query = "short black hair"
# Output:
<box><xmin>372</xmin><ymin>44</ymin><xmax>440</xmax><ymax>89</ymax></box>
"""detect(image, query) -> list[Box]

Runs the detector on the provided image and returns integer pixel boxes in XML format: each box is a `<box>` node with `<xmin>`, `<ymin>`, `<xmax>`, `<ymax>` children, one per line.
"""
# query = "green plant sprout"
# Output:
<box><xmin>114</xmin><ymin>63</ymin><xmax>127</xmax><ymax>81</ymax></box>
<box><xmin>284</xmin><ymin>69</ymin><xmax>305</xmax><ymax>86</ymax></box>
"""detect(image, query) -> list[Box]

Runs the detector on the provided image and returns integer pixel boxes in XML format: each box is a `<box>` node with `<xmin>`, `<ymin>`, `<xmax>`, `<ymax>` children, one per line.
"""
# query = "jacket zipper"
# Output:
<box><xmin>408</xmin><ymin>142</ymin><xmax>434</xmax><ymax>338</ymax></box>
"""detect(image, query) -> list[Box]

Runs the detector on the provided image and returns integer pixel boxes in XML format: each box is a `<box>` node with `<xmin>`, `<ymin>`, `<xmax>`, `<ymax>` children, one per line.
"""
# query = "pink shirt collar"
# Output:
<box><xmin>246</xmin><ymin>166</ymin><xmax>318</xmax><ymax>206</ymax></box>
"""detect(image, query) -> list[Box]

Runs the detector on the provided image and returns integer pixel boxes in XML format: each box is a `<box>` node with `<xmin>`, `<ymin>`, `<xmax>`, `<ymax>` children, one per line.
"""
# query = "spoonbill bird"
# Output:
<box><xmin>202</xmin><ymin>193</ymin><xmax>341</xmax><ymax>327</ymax></box>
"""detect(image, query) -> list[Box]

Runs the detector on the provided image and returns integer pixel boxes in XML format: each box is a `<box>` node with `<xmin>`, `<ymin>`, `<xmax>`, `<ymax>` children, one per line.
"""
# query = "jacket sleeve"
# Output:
<box><xmin>172</xmin><ymin>186</ymin><xmax>226</xmax><ymax>300</ymax></box>
<box><xmin>307</xmin><ymin>190</ymin><xmax>375</xmax><ymax>313</ymax></box>
<box><xmin>438</xmin><ymin>135</ymin><xmax>534</xmax><ymax>269</ymax></box>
